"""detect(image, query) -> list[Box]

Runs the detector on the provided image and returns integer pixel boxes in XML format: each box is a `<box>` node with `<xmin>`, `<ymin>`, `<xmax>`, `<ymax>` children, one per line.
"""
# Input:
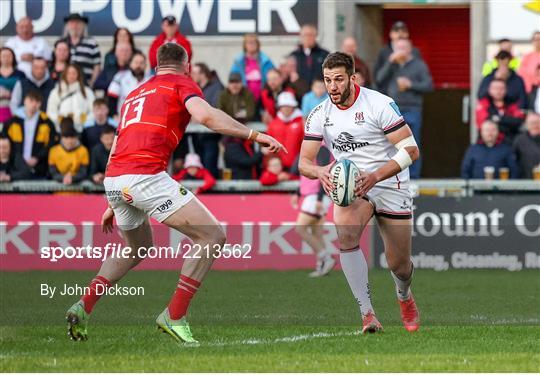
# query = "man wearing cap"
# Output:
<box><xmin>59</xmin><ymin>13</ymin><xmax>101</xmax><ymax>85</ymax></box>
<box><xmin>148</xmin><ymin>15</ymin><xmax>192</xmax><ymax>71</ymax></box>
<box><xmin>218</xmin><ymin>72</ymin><xmax>256</xmax><ymax>123</ymax></box>
<box><xmin>5</xmin><ymin>17</ymin><xmax>52</xmax><ymax>78</ymax></box>
<box><xmin>478</xmin><ymin>50</ymin><xmax>528</xmax><ymax>109</ymax></box>
<box><xmin>373</xmin><ymin>21</ymin><xmax>422</xmax><ymax>95</ymax></box>
<box><xmin>267</xmin><ymin>91</ymin><xmax>304</xmax><ymax>169</ymax></box>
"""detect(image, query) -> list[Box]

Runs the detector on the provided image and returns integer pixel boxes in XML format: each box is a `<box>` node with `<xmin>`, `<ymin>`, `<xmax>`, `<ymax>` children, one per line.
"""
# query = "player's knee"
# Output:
<box><xmin>210</xmin><ymin>226</ymin><xmax>226</xmax><ymax>247</ymax></box>
<box><xmin>337</xmin><ymin>232</ymin><xmax>360</xmax><ymax>248</ymax></box>
<box><xmin>387</xmin><ymin>258</ymin><xmax>411</xmax><ymax>277</ymax></box>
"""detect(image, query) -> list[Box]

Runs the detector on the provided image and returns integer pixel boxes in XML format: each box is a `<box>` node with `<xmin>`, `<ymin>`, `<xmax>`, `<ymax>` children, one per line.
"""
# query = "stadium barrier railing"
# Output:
<box><xmin>0</xmin><ymin>179</ymin><xmax>538</xmax><ymax>196</ymax></box>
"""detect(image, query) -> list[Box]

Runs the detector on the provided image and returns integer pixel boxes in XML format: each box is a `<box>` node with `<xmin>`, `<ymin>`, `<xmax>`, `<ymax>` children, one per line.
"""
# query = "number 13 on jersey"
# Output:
<box><xmin>120</xmin><ymin>97</ymin><xmax>146</xmax><ymax>130</ymax></box>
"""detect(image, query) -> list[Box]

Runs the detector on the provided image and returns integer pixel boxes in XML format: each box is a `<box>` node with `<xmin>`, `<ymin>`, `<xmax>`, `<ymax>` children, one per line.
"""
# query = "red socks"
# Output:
<box><xmin>168</xmin><ymin>275</ymin><xmax>201</xmax><ymax>320</ymax></box>
<box><xmin>81</xmin><ymin>275</ymin><xmax>112</xmax><ymax>314</ymax></box>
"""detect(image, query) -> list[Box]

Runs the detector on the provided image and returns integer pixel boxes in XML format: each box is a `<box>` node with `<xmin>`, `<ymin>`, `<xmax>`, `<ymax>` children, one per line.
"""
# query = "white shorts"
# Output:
<box><xmin>300</xmin><ymin>194</ymin><xmax>332</xmax><ymax>219</ymax></box>
<box><xmin>363</xmin><ymin>185</ymin><xmax>413</xmax><ymax>220</ymax></box>
<box><xmin>103</xmin><ymin>171</ymin><xmax>194</xmax><ymax>230</ymax></box>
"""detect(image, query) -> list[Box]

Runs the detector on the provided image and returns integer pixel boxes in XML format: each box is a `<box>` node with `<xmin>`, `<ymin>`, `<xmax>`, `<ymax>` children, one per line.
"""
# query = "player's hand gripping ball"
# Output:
<box><xmin>329</xmin><ymin>159</ymin><xmax>360</xmax><ymax>207</ymax></box>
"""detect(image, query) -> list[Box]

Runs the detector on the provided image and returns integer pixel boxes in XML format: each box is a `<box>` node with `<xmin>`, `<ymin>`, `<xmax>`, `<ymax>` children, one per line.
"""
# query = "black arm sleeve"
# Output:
<box><xmin>49</xmin><ymin>165</ymin><xmax>64</xmax><ymax>182</ymax></box>
<box><xmin>72</xmin><ymin>165</ymin><xmax>88</xmax><ymax>183</ymax></box>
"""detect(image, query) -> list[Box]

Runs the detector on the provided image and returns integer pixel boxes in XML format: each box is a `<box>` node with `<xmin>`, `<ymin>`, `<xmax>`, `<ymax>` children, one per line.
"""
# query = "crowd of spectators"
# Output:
<box><xmin>0</xmin><ymin>14</ymin><xmax>538</xmax><ymax>189</ymax></box>
<box><xmin>465</xmin><ymin>31</ymin><xmax>540</xmax><ymax>179</ymax></box>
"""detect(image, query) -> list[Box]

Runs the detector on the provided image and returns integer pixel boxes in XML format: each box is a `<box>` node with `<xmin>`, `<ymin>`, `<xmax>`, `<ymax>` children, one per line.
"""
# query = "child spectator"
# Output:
<box><xmin>301</xmin><ymin>79</ymin><xmax>327</xmax><ymax>117</ymax></box>
<box><xmin>218</xmin><ymin>72</ymin><xmax>256</xmax><ymax>123</ymax></box>
<box><xmin>0</xmin><ymin>137</ymin><xmax>32</xmax><ymax>181</ymax></box>
<box><xmin>48</xmin><ymin>118</ymin><xmax>89</xmax><ymax>185</ymax></box>
<box><xmin>89</xmin><ymin>124</ymin><xmax>115</xmax><ymax>185</ymax></box>
<box><xmin>81</xmin><ymin>99</ymin><xmax>116</xmax><ymax>151</ymax></box>
<box><xmin>267</xmin><ymin>91</ymin><xmax>304</xmax><ymax>169</ymax></box>
<box><xmin>172</xmin><ymin>153</ymin><xmax>216</xmax><ymax>194</ymax></box>
<box><xmin>476</xmin><ymin>78</ymin><xmax>525</xmax><ymax>144</ymax></box>
<box><xmin>0</xmin><ymin>47</ymin><xmax>25</xmax><ymax>123</ymax></box>
<box><xmin>2</xmin><ymin>91</ymin><xmax>57</xmax><ymax>179</ymax></box>
<box><xmin>47</xmin><ymin>63</ymin><xmax>95</xmax><ymax>132</ymax></box>
<box><xmin>259</xmin><ymin>155</ymin><xmax>295</xmax><ymax>185</ymax></box>
<box><xmin>461</xmin><ymin>120</ymin><xmax>519</xmax><ymax>179</ymax></box>
<box><xmin>223</xmin><ymin>137</ymin><xmax>263</xmax><ymax>180</ymax></box>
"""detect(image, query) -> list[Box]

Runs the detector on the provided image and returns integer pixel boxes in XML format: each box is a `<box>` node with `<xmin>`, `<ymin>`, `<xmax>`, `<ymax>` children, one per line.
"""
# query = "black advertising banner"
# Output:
<box><xmin>374</xmin><ymin>195</ymin><xmax>540</xmax><ymax>271</ymax></box>
<box><xmin>0</xmin><ymin>0</ymin><xmax>317</xmax><ymax>36</ymax></box>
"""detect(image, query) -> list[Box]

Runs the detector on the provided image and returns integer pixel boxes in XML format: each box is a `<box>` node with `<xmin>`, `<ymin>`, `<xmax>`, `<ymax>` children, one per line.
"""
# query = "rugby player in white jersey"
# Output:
<box><xmin>299</xmin><ymin>52</ymin><xmax>420</xmax><ymax>333</ymax></box>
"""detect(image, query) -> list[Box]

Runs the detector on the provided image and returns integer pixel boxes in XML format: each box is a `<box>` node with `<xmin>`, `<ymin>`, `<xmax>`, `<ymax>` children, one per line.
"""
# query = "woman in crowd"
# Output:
<box><xmin>47</xmin><ymin>63</ymin><xmax>95</xmax><ymax>132</ymax></box>
<box><xmin>49</xmin><ymin>40</ymin><xmax>70</xmax><ymax>81</ymax></box>
<box><xmin>0</xmin><ymin>47</ymin><xmax>25</xmax><ymax>122</ymax></box>
<box><xmin>103</xmin><ymin>28</ymin><xmax>139</xmax><ymax>70</ymax></box>
<box><xmin>230</xmin><ymin>33</ymin><xmax>274</xmax><ymax>104</ymax></box>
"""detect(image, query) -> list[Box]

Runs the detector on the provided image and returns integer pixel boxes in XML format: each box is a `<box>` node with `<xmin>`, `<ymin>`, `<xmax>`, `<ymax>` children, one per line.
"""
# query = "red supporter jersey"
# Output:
<box><xmin>106</xmin><ymin>74</ymin><xmax>202</xmax><ymax>176</ymax></box>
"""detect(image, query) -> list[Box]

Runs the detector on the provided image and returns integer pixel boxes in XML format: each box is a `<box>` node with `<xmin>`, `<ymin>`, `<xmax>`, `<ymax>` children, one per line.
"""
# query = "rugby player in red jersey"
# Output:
<box><xmin>65</xmin><ymin>43</ymin><xmax>285</xmax><ymax>344</ymax></box>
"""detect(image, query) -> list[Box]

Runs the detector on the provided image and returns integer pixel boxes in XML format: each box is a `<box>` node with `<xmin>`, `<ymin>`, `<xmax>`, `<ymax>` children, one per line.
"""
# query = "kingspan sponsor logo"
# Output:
<box><xmin>331</xmin><ymin>132</ymin><xmax>369</xmax><ymax>152</ymax></box>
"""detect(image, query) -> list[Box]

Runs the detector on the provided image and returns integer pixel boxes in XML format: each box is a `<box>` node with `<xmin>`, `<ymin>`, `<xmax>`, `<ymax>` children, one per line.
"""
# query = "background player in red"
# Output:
<box><xmin>65</xmin><ymin>43</ymin><xmax>285</xmax><ymax>344</ymax></box>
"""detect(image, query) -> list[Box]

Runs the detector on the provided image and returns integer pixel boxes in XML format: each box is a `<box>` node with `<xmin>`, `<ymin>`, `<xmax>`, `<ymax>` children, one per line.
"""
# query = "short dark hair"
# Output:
<box><xmin>157</xmin><ymin>43</ymin><xmax>187</xmax><ymax>68</ymax></box>
<box><xmin>322</xmin><ymin>52</ymin><xmax>355</xmax><ymax>77</ymax></box>
<box><xmin>495</xmin><ymin>50</ymin><xmax>512</xmax><ymax>61</ymax></box>
<box><xmin>93</xmin><ymin>98</ymin><xmax>108</xmax><ymax>108</ymax></box>
<box><xmin>25</xmin><ymin>90</ymin><xmax>43</xmax><ymax>103</ymax></box>
<box><xmin>498</xmin><ymin>38</ymin><xmax>511</xmax><ymax>44</ymax></box>
<box><xmin>194</xmin><ymin>62</ymin><xmax>211</xmax><ymax>79</ymax></box>
<box><xmin>60</xmin><ymin>117</ymin><xmax>77</xmax><ymax>137</ymax></box>
<box><xmin>130</xmin><ymin>51</ymin><xmax>146</xmax><ymax>64</ymax></box>
<box><xmin>100</xmin><ymin>124</ymin><xmax>116</xmax><ymax>135</ymax></box>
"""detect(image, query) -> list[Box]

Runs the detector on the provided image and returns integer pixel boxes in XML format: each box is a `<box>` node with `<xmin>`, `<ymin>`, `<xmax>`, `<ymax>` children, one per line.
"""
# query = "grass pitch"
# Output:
<box><xmin>1</xmin><ymin>269</ymin><xmax>539</xmax><ymax>372</ymax></box>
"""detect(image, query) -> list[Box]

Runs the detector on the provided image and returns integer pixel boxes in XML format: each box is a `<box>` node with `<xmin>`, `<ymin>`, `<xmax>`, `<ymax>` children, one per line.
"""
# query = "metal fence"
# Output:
<box><xmin>0</xmin><ymin>179</ymin><xmax>538</xmax><ymax>196</ymax></box>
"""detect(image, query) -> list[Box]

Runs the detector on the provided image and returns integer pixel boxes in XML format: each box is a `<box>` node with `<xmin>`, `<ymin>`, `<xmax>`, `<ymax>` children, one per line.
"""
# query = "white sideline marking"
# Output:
<box><xmin>201</xmin><ymin>330</ymin><xmax>361</xmax><ymax>347</ymax></box>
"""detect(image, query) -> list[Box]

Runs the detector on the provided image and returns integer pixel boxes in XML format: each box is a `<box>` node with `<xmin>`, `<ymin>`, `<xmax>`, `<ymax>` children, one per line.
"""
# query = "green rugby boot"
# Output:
<box><xmin>156</xmin><ymin>308</ymin><xmax>199</xmax><ymax>345</ymax></box>
<box><xmin>66</xmin><ymin>301</ymin><xmax>89</xmax><ymax>341</ymax></box>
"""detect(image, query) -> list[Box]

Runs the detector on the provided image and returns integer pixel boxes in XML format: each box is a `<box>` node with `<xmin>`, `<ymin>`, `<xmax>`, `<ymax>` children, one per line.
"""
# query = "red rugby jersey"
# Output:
<box><xmin>106</xmin><ymin>74</ymin><xmax>202</xmax><ymax>176</ymax></box>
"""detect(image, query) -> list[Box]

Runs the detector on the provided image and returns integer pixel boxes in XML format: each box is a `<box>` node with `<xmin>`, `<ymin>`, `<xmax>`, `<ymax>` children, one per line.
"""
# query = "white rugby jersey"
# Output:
<box><xmin>304</xmin><ymin>85</ymin><xmax>409</xmax><ymax>189</ymax></box>
<box><xmin>107</xmin><ymin>70</ymin><xmax>148</xmax><ymax>115</ymax></box>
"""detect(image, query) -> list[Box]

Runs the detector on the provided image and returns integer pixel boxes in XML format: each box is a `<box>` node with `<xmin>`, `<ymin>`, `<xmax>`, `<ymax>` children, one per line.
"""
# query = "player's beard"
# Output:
<box><xmin>330</xmin><ymin>84</ymin><xmax>352</xmax><ymax>106</ymax></box>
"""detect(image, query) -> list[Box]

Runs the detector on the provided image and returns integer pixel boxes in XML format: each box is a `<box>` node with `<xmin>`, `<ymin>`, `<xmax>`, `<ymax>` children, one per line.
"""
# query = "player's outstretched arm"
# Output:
<box><xmin>299</xmin><ymin>139</ymin><xmax>334</xmax><ymax>195</ymax></box>
<box><xmin>185</xmin><ymin>96</ymin><xmax>286</xmax><ymax>154</ymax></box>
<box><xmin>356</xmin><ymin>125</ymin><xmax>419</xmax><ymax>197</ymax></box>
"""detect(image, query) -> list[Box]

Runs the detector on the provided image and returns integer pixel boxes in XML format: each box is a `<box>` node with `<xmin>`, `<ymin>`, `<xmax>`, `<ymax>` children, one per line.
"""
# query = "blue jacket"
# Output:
<box><xmin>230</xmin><ymin>52</ymin><xmax>274</xmax><ymax>86</ymax></box>
<box><xmin>461</xmin><ymin>142</ymin><xmax>519</xmax><ymax>179</ymax></box>
<box><xmin>301</xmin><ymin>91</ymin><xmax>327</xmax><ymax>117</ymax></box>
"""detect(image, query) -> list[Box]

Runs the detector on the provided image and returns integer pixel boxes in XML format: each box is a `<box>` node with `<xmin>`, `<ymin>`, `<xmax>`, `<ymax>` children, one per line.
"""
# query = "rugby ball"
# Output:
<box><xmin>329</xmin><ymin>159</ymin><xmax>360</xmax><ymax>207</ymax></box>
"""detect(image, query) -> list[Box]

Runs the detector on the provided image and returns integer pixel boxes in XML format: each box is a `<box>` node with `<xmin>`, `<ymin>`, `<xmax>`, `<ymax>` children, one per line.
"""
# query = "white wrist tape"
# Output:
<box><xmin>391</xmin><ymin>135</ymin><xmax>417</xmax><ymax>170</ymax></box>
